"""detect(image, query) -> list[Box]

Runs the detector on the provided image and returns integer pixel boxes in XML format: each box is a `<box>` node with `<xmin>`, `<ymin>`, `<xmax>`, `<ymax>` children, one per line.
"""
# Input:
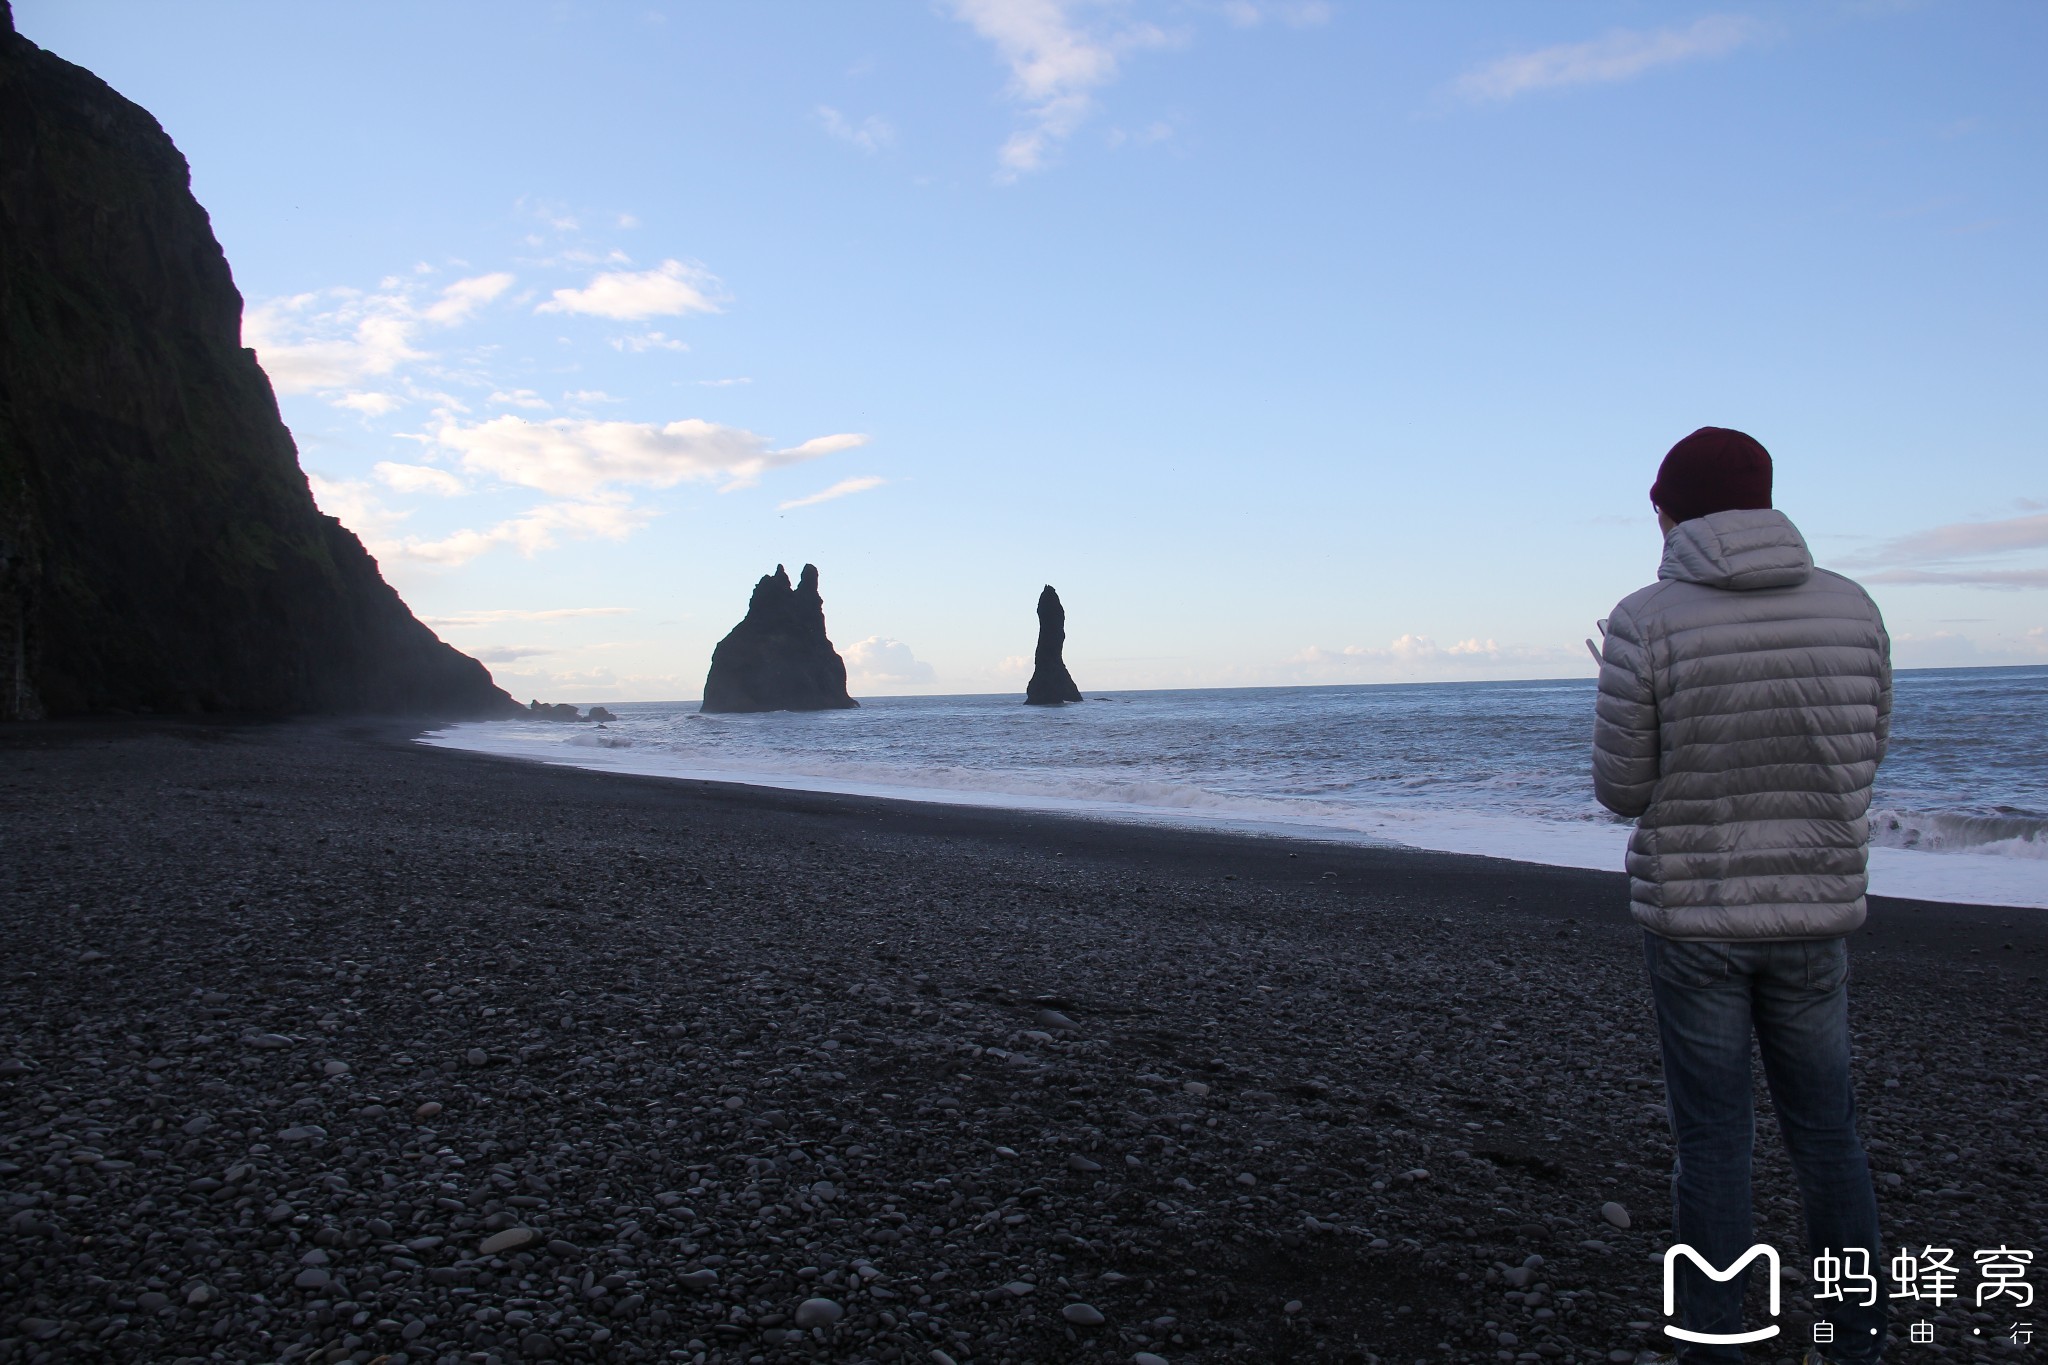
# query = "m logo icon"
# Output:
<box><xmin>1663</xmin><ymin>1243</ymin><xmax>1782</xmax><ymax>1345</ymax></box>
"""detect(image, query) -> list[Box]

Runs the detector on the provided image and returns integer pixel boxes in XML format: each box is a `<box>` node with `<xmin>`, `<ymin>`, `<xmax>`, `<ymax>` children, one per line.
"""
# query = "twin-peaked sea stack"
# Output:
<box><xmin>700</xmin><ymin>564</ymin><xmax>858</xmax><ymax>714</ymax></box>
<box><xmin>1024</xmin><ymin>585</ymin><xmax>1084</xmax><ymax>705</ymax></box>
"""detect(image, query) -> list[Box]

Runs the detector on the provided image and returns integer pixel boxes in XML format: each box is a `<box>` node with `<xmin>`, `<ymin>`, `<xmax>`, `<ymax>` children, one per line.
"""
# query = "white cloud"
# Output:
<box><xmin>697</xmin><ymin>376</ymin><xmax>752</xmax><ymax>387</ymax></box>
<box><xmin>246</xmin><ymin>296</ymin><xmax>423</xmax><ymax>394</ymax></box>
<box><xmin>1452</xmin><ymin>15</ymin><xmax>1763</xmax><ymax>104</ymax></box>
<box><xmin>381</xmin><ymin>498</ymin><xmax>653</xmax><ymax>567</ymax></box>
<box><xmin>949</xmin><ymin>0</ymin><xmax>1172</xmax><ymax>180</ymax></box>
<box><xmin>1863</xmin><ymin>567</ymin><xmax>2048</xmax><ymax>590</ymax></box>
<box><xmin>470</xmin><ymin>645</ymin><xmax>556</xmax><ymax>663</ymax></box>
<box><xmin>431</xmin><ymin>416</ymin><xmax>868</xmax><ymax>497</ymax></box>
<box><xmin>308</xmin><ymin>474</ymin><xmax>408</xmax><ymax>541</ymax></box>
<box><xmin>539</xmin><ymin>259</ymin><xmax>721</xmax><ymax>320</ymax></box>
<box><xmin>1888</xmin><ymin>625</ymin><xmax>2048</xmax><ymax>667</ymax></box>
<box><xmin>611</xmin><ymin>331</ymin><xmax>690</xmax><ymax>353</ymax></box>
<box><xmin>1285</xmin><ymin>634</ymin><xmax>1581</xmax><ymax>680</ymax></box>
<box><xmin>844</xmin><ymin>636</ymin><xmax>938</xmax><ymax>689</ymax></box>
<box><xmin>422</xmin><ymin>607</ymin><xmax>634</xmax><ymax>627</ymax></box>
<box><xmin>1853</xmin><ymin>511</ymin><xmax>2048</xmax><ymax>564</ymax></box>
<box><xmin>818</xmin><ymin>105</ymin><xmax>896</xmax><ymax>153</ymax></box>
<box><xmin>313</xmin><ymin>465</ymin><xmax>649</xmax><ymax>568</ymax></box>
<box><xmin>332</xmin><ymin>391</ymin><xmax>402</xmax><ymax>416</ymax></box>
<box><xmin>484</xmin><ymin>663</ymin><xmax>691</xmax><ymax>703</ymax></box>
<box><xmin>564</xmin><ymin>389</ymin><xmax>623</xmax><ymax>404</ymax></box>
<box><xmin>1846</xmin><ymin>509</ymin><xmax>2048</xmax><ymax>589</ymax></box>
<box><xmin>489</xmin><ymin>388</ymin><xmax>552</xmax><ymax>410</ymax></box>
<box><xmin>779</xmin><ymin>475</ymin><xmax>887</xmax><ymax>511</ymax></box>
<box><xmin>1216</xmin><ymin>0</ymin><xmax>1331</xmax><ymax>27</ymax></box>
<box><xmin>373</xmin><ymin>461</ymin><xmax>467</xmax><ymax>497</ymax></box>
<box><xmin>246</xmin><ymin>271</ymin><xmax>513</xmax><ymax>395</ymax></box>
<box><xmin>420</xmin><ymin>272</ymin><xmax>515</xmax><ymax>325</ymax></box>
<box><xmin>775</xmin><ymin>433</ymin><xmax>871</xmax><ymax>462</ymax></box>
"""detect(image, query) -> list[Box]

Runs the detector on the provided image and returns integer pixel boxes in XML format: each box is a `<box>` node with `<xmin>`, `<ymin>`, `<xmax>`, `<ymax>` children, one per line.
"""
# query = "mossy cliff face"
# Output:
<box><xmin>0</xmin><ymin>5</ymin><xmax>516</xmax><ymax>719</ymax></box>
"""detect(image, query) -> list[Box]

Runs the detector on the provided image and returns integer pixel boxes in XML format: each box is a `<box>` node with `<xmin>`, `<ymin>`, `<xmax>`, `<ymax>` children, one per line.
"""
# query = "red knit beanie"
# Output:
<box><xmin>1651</xmin><ymin>427</ymin><xmax>1773</xmax><ymax>524</ymax></box>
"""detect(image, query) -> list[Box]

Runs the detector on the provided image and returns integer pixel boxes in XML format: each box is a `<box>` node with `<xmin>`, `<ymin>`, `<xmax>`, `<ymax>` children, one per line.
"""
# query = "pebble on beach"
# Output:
<box><xmin>478</xmin><ymin>1226</ymin><xmax>540</xmax><ymax>1255</ymax></box>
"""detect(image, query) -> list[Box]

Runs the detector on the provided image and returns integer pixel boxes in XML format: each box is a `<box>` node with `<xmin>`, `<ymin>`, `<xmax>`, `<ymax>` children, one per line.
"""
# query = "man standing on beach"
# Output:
<box><xmin>1592</xmin><ymin>427</ymin><xmax>1892</xmax><ymax>1365</ymax></box>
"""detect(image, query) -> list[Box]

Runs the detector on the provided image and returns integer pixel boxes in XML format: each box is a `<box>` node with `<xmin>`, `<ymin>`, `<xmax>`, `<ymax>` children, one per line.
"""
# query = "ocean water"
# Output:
<box><xmin>424</xmin><ymin>665</ymin><xmax>2048</xmax><ymax>910</ymax></box>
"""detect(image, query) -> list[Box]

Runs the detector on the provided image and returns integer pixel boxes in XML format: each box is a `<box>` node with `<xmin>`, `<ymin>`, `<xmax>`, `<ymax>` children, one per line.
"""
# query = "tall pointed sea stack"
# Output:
<box><xmin>1024</xmin><ymin>585</ymin><xmax>1083</xmax><ymax>705</ymax></box>
<box><xmin>0</xmin><ymin>6</ymin><xmax>515</xmax><ymax>719</ymax></box>
<box><xmin>700</xmin><ymin>564</ymin><xmax>858</xmax><ymax>714</ymax></box>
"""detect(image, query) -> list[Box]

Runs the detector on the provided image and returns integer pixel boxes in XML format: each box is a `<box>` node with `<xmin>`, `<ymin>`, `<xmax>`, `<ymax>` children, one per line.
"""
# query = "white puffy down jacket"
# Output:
<box><xmin>1593</xmin><ymin>509</ymin><xmax>1891</xmax><ymax>940</ymax></box>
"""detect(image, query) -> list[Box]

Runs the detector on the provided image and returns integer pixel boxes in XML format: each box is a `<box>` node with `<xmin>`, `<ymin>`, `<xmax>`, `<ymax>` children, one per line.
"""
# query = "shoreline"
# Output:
<box><xmin>419</xmin><ymin>713</ymin><xmax>2048</xmax><ymax>914</ymax></box>
<box><xmin>419</xmin><ymin>721</ymin><xmax>2045</xmax><ymax>927</ymax></box>
<box><xmin>2</xmin><ymin>718</ymin><xmax>2043</xmax><ymax>1365</ymax></box>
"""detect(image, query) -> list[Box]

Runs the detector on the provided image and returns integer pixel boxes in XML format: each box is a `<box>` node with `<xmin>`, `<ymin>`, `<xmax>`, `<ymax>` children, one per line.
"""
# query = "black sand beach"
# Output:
<box><xmin>1</xmin><ymin>721</ymin><xmax>2043</xmax><ymax>1365</ymax></box>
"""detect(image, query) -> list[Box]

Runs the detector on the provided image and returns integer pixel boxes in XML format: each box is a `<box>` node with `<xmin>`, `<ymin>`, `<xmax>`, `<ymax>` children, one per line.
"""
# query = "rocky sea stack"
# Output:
<box><xmin>700</xmin><ymin>564</ymin><xmax>857</xmax><ymax>714</ymax></box>
<box><xmin>1024</xmin><ymin>584</ymin><xmax>1083</xmax><ymax>705</ymax></box>
<box><xmin>0</xmin><ymin>6</ymin><xmax>515</xmax><ymax>720</ymax></box>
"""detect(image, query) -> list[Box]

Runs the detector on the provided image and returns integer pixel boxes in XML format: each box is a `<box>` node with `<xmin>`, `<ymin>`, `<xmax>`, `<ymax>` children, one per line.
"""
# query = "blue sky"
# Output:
<box><xmin>20</xmin><ymin>1</ymin><xmax>2047</xmax><ymax>700</ymax></box>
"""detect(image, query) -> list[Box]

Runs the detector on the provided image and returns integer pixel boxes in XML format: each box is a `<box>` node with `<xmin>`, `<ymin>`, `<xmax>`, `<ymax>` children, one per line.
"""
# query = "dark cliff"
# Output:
<box><xmin>1024</xmin><ymin>584</ymin><xmax>1083</xmax><ymax>705</ymax></box>
<box><xmin>700</xmin><ymin>564</ymin><xmax>857</xmax><ymax>714</ymax></box>
<box><xmin>0</xmin><ymin>6</ymin><xmax>516</xmax><ymax>719</ymax></box>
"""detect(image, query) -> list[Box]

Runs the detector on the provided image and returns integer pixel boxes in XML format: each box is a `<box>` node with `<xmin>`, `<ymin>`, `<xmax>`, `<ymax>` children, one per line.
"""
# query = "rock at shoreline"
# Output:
<box><xmin>526</xmin><ymin>701</ymin><xmax>616</xmax><ymax>722</ymax></box>
<box><xmin>0</xmin><ymin>8</ymin><xmax>516</xmax><ymax>721</ymax></box>
<box><xmin>700</xmin><ymin>564</ymin><xmax>858</xmax><ymax>714</ymax></box>
<box><xmin>1024</xmin><ymin>585</ymin><xmax>1083</xmax><ymax>705</ymax></box>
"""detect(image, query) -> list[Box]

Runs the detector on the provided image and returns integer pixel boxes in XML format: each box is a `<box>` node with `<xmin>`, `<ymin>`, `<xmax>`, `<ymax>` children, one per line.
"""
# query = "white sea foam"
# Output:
<box><xmin>427</xmin><ymin>669</ymin><xmax>2048</xmax><ymax>910</ymax></box>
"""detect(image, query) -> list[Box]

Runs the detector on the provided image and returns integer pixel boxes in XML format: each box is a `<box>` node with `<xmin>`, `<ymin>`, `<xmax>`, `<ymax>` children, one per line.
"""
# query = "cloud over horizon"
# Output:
<box><xmin>950</xmin><ymin>0</ymin><xmax>1171</xmax><ymax>180</ymax></box>
<box><xmin>1286</xmin><ymin>633</ymin><xmax>1583</xmax><ymax>680</ymax></box>
<box><xmin>538</xmin><ymin>259</ymin><xmax>722</xmax><ymax>320</ymax></box>
<box><xmin>1848</xmin><ymin>509</ymin><xmax>2048</xmax><ymax>590</ymax></box>
<box><xmin>818</xmin><ymin>106</ymin><xmax>895</xmax><ymax>153</ymax></box>
<box><xmin>433</xmin><ymin>417</ymin><xmax>868</xmax><ymax>497</ymax></box>
<box><xmin>373</xmin><ymin>461</ymin><xmax>466</xmax><ymax>497</ymax></box>
<box><xmin>1451</xmin><ymin>14</ymin><xmax>1763</xmax><ymax>104</ymax></box>
<box><xmin>245</xmin><ymin>271</ymin><xmax>514</xmax><ymax>395</ymax></box>
<box><xmin>309</xmin><ymin>475</ymin><xmax>652</xmax><ymax>568</ymax></box>
<box><xmin>421</xmin><ymin>607</ymin><xmax>634</xmax><ymax>627</ymax></box>
<box><xmin>266</xmin><ymin>232</ymin><xmax>873</xmax><ymax>582</ymax></box>
<box><xmin>845</xmin><ymin>636</ymin><xmax>939</xmax><ymax>690</ymax></box>
<box><xmin>778</xmin><ymin>475</ymin><xmax>887</xmax><ymax>510</ymax></box>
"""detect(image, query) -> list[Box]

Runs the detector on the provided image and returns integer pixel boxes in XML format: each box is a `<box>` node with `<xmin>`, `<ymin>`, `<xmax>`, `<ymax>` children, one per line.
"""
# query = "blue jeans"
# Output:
<box><xmin>1642</xmin><ymin>932</ymin><xmax>1887</xmax><ymax>1364</ymax></box>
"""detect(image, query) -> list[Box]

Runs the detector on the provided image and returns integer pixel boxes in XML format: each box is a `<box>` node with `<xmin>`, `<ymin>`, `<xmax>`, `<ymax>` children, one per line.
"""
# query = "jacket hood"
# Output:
<box><xmin>1658</xmin><ymin>508</ymin><xmax>1813</xmax><ymax>591</ymax></box>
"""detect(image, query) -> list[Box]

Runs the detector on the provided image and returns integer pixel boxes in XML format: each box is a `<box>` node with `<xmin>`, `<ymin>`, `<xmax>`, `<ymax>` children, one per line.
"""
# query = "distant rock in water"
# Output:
<box><xmin>526</xmin><ymin>701</ymin><xmax>615</xmax><ymax>722</ymax></box>
<box><xmin>700</xmin><ymin>564</ymin><xmax>858</xmax><ymax>714</ymax></box>
<box><xmin>0</xmin><ymin>7</ymin><xmax>515</xmax><ymax>720</ymax></box>
<box><xmin>1025</xmin><ymin>585</ymin><xmax>1083</xmax><ymax>706</ymax></box>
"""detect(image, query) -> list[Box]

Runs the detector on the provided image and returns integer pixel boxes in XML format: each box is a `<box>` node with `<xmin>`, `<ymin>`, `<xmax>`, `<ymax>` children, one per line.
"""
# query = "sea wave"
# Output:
<box><xmin>1869</xmin><ymin>806</ymin><xmax>2048</xmax><ymax>860</ymax></box>
<box><xmin>564</xmin><ymin>732</ymin><xmax>635</xmax><ymax>750</ymax></box>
